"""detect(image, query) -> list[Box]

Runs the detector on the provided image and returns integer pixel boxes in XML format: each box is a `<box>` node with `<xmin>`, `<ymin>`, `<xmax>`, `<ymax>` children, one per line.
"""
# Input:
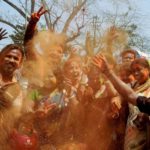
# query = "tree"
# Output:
<box><xmin>84</xmin><ymin>0</ymin><xmax>150</xmax><ymax>57</ymax></box>
<box><xmin>0</xmin><ymin>0</ymin><xmax>90</xmax><ymax>45</ymax></box>
<box><xmin>1</xmin><ymin>0</ymin><xmax>149</xmax><ymax>55</ymax></box>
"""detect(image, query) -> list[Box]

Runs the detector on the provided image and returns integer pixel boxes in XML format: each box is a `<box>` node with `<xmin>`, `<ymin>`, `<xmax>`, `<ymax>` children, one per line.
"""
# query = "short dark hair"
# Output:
<box><xmin>121</xmin><ymin>49</ymin><xmax>137</xmax><ymax>58</ymax></box>
<box><xmin>0</xmin><ymin>44</ymin><xmax>24</xmax><ymax>60</ymax></box>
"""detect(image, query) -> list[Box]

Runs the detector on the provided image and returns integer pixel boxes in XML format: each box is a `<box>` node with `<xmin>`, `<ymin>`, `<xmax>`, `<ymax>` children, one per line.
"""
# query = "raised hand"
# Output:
<box><xmin>109</xmin><ymin>26</ymin><xmax>118</xmax><ymax>39</ymax></box>
<box><xmin>31</xmin><ymin>6</ymin><xmax>47</xmax><ymax>23</ymax></box>
<box><xmin>92</xmin><ymin>53</ymin><xmax>110</xmax><ymax>74</ymax></box>
<box><xmin>63</xmin><ymin>76</ymin><xmax>77</xmax><ymax>97</ymax></box>
<box><xmin>0</xmin><ymin>28</ymin><xmax>7</xmax><ymax>40</ymax></box>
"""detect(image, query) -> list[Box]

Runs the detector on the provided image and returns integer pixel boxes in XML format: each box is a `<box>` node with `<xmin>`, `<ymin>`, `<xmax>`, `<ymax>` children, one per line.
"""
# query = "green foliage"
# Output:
<box><xmin>10</xmin><ymin>24</ymin><xmax>25</xmax><ymax>46</ymax></box>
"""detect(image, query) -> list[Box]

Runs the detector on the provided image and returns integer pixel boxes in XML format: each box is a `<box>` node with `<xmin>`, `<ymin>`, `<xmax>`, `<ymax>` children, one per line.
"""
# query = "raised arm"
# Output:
<box><xmin>92</xmin><ymin>53</ymin><xmax>138</xmax><ymax>105</ymax></box>
<box><xmin>24</xmin><ymin>6</ymin><xmax>47</xmax><ymax>60</ymax></box>
<box><xmin>24</xmin><ymin>6</ymin><xmax>47</xmax><ymax>44</ymax></box>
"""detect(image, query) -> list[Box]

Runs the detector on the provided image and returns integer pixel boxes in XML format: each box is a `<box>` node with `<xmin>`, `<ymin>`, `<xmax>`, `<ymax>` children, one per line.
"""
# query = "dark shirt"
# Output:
<box><xmin>137</xmin><ymin>96</ymin><xmax>150</xmax><ymax>115</ymax></box>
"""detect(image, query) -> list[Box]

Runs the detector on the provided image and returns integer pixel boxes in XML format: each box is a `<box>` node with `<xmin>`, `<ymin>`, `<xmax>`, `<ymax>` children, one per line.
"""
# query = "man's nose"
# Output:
<box><xmin>73</xmin><ymin>68</ymin><xmax>77</xmax><ymax>72</ymax></box>
<box><xmin>9</xmin><ymin>57</ymin><xmax>15</xmax><ymax>62</ymax></box>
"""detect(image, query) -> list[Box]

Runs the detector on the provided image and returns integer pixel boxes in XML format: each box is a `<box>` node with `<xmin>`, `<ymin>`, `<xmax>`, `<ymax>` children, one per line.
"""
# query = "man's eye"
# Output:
<box><xmin>14</xmin><ymin>57</ymin><xmax>19</xmax><ymax>61</ymax></box>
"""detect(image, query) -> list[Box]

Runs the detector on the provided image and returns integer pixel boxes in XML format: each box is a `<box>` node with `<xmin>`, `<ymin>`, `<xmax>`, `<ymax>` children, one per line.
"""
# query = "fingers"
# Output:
<box><xmin>92</xmin><ymin>57</ymin><xmax>101</xmax><ymax>66</ymax></box>
<box><xmin>39</xmin><ymin>10</ymin><xmax>48</xmax><ymax>16</ymax></box>
<box><xmin>95</xmin><ymin>53</ymin><xmax>108</xmax><ymax>66</ymax></box>
<box><xmin>37</xmin><ymin>6</ymin><xmax>47</xmax><ymax>16</ymax></box>
<box><xmin>92</xmin><ymin>54</ymin><xmax>103</xmax><ymax>67</ymax></box>
<box><xmin>37</xmin><ymin>6</ymin><xmax>44</xmax><ymax>15</ymax></box>
<box><xmin>96</xmin><ymin>53</ymin><xmax>105</xmax><ymax>61</ymax></box>
<box><xmin>31</xmin><ymin>6</ymin><xmax>47</xmax><ymax>22</ymax></box>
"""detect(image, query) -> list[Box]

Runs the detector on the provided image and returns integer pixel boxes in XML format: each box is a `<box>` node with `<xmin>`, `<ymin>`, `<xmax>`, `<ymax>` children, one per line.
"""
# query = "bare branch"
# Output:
<box><xmin>2</xmin><ymin>0</ymin><xmax>30</xmax><ymax>21</ymax></box>
<box><xmin>0</xmin><ymin>18</ymin><xmax>19</xmax><ymax>32</ymax></box>
<box><xmin>52</xmin><ymin>11</ymin><xmax>64</xmax><ymax>30</ymax></box>
<box><xmin>18</xmin><ymin>0</ymin><xmax>26</xmax><ymax>12</ymax></box>
<box><xmin>45</xmin><ymin>2</ymin><xmax>56</xmax><ymax>31</ymax></box>
<box><xmin>62</xmin><ymin>0</ymin><xmax>87</xmax><ymax>33</ymax></box>
<box><xmin>41</xmin><ymin>0</ymin><xmax>51</xmax><ymax>30</ymax></box>
<box><xmin>47</xmin><ymin>2</ymin><xmax>55</xmax><ymax>25</ymax></box>
<box><xmin>31</xmin><ymin>0</ymin><xmax>35</xmax><ymax>14</ymax></box>
<box><xmin>66</xmin><ymin>24</ymin><xmax>84</xmax><ymax>43</ymax></box>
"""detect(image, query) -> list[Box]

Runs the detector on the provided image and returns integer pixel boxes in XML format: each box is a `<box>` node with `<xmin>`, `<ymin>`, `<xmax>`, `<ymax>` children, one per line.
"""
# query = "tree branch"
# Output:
<box><xmin>66</xmin><ymin>24</ymin><xmax>84</xmax><ymax>43</ymax></box>
<box><xmin>47</xmin><ymin>2</ymin><xmax>55</xmax><ymax>27</ymax></box>
<box><xmin>0</xmin><ymin>18</ymin><xmax>19</xmax><ymax>32</ymax></box>
<box><xmin>41</xmin><ymin>0</ymin><xmax>51</xmax><ymax>30</ymax></box>
<box><xmin>2</xmin><ymin>0</ymin><xmax>30</xmax><ymax>21</ymax></box>
<box><xmin>52</xmin><ymin>11</ymin><xmax>64</xmax><ymax>30</ymax></box>
<box><xmin>31</xmin><ymin>0</ymin><xmax>35</xmax><ymax>14</ymax></box>
<box><xmin>62</xmin><ymin>0</ymin><xmax>87</xmax><ymax>33</ymax></box>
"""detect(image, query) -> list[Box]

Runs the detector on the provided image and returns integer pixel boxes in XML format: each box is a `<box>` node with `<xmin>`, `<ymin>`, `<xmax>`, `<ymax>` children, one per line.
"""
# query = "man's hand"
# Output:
<box><xmin>30</xmin><ymin>6</ymin><xmax>47</xmax><ymax>23</ymax></box>
<box><xmin>63</xmin><ymin>76</ymin><xmax>77</xmax><ymax>99</ymax></box>
<box><xmin>92</xmin><ymin>53</ymin><xmax>110</xmax><ymax>74</ymax></box>
<box><xmin>0</xmin><ymin>28</ymin><xmax>7</xmax><ymax>40</ymax></box>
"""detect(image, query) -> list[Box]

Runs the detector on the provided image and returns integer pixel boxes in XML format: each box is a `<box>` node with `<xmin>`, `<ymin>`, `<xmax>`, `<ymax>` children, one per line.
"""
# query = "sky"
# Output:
<box><xmin>93</xmin><ymin>0</ymin><xmax>150</xmax><ymax>37</ymax></box>
<box><xmin>0</xmin><ymin>0</ymin><xmax>150</xmax><ymax>55</ymax></box>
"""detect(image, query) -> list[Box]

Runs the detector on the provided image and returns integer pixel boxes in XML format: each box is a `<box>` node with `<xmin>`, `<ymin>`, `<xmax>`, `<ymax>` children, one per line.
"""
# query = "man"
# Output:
<box><xmin>121</xmin><ymin>49</ymin><xmax>137</xmax><ymax>64</ymax></box>
<box><xmin>118</xmin><ymin>49</ymin><xmax>137</xmax><ymax>85</ymax></box>
<box><xmin>24</xmin><ymin>6</ymin><xmax>63</xmax><ymax>90</ymax></box>
<box><xmin>0</xmin><ymin>44</ymin><xmax>24</xmax><ymax>149</ymax></box>
<box><xmin>24</xmin><ymin>6</ymin><xmax>63</xmax><ymax>64</ymax></box>
<box><xmin>93</xmin><ymin>53</ymin><xmax>150</xmax><ymax>115</ymax></box>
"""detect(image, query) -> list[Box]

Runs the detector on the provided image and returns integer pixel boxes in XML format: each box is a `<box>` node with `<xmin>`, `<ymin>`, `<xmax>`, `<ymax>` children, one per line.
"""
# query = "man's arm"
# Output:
<box><xmin>92</xmin><ymin>54</ymin><xmax>138</xmax><ymax>105</ymax></box>
<box><xmin>24</xmin><ymin>6</ymin><xmax>47</xmax><ymax>60</ymax></box>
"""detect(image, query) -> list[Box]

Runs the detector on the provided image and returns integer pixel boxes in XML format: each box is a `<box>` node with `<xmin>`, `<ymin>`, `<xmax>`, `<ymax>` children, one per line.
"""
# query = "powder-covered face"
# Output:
<box><xmin>122</xmin><ymin>53</ymin><xmax>135</xmax><ymax>63</ymax></box>
<box><xmin>43</xmin><ymin>71</ymin><xmax>57</xmax><ymax>89</ymax></box>
<box><xmin>65</xmin><ymin>61</ymin><xmax>82</xmax><ymax>82</ymax></box>
<box><xmin>131</xmin><ymin>63</ymin><xmax>149</xmax><ymax>84</ymax></box>
<box><xmin>0</xmin><ymin>49</ymin><xmax>22</xmax><ymax>74</ymax></box>
<box><xmin>48</xmin><ymin>46</ymin><xmax>63</xmax><ymax>64</ymax></box>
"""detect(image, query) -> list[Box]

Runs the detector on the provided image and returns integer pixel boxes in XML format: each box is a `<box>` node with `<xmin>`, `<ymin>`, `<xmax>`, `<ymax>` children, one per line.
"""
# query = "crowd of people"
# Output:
<box><xmin>0</xmin><ymin>6</ymin><xmax>150</xmax><ymax>150</ymax></box>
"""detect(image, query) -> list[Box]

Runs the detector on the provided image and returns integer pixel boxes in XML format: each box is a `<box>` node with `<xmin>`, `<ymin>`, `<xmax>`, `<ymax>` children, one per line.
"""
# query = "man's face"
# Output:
<box><xmin>65</xmin><ymin>61</ymin><xmax>82</xmax><ymax>82</ymax></box>
<box><xmin>131</xmin><ymin>64</ymin><xmax>149</xmax><ymax>84</ymax></box>
<box><xmin>49</xmin><ymin>46</ymin><xmax>63</xmax><ymax>64</ymax></box>
<box><xmin>0</xmin><ymin>49</ymin><xmax>22</xmax><ymax>74</ymax></box>
<box><xmin>43</xmin><ymin>71</ymin><xmax>57</xmax><ymax>90</ymax></box>
<box><xmin>122</xmin><ymin>52</ymin><xmax>135</xmax><ymax>63</ymax></box>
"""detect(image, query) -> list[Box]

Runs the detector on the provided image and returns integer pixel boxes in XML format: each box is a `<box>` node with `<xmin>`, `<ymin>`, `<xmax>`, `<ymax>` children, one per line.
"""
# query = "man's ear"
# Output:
<box><xmin>18</xmin><ymin>56</ymin><xmax>24</xmax><ymax>68</ymax></box>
